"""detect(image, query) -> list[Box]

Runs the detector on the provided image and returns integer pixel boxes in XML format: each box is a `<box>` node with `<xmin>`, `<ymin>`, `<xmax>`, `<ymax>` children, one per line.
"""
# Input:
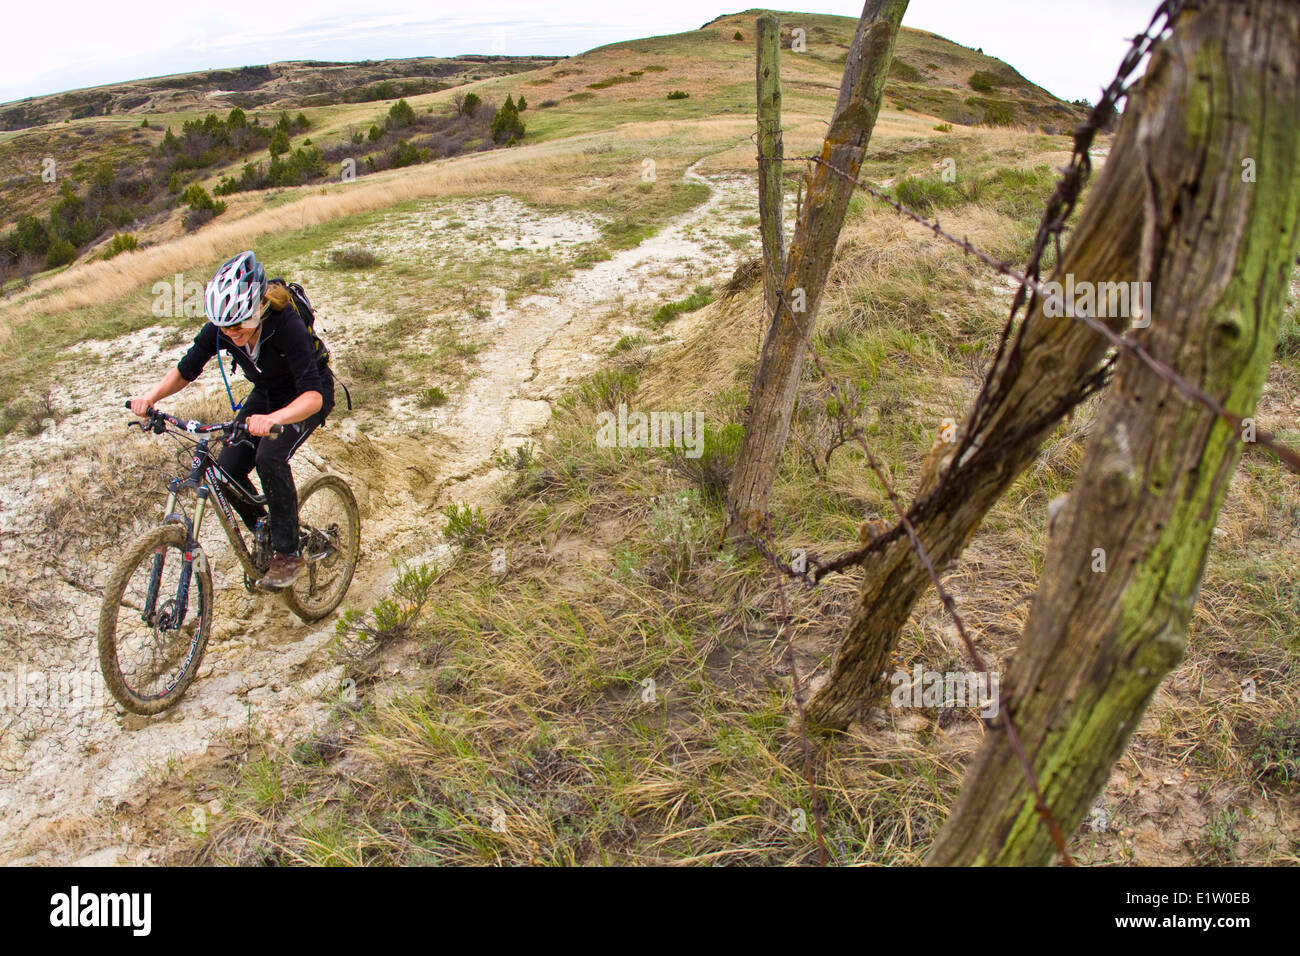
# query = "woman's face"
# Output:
<box><xmin>223</xmin><ymin>321</ymin><xmax>259</xmax><ymax>347</ymax></box>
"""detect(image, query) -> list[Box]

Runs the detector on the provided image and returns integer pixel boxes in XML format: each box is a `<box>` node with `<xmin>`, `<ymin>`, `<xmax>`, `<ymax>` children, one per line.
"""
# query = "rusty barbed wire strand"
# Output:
<box><xmin>781</xmin><ymin>286</ymin><xmax>1076</xmax><ymax>864</ymax></box>
<box><xmin>796</xmin><ymin>153</ymin><xmax>1300</xmax><ymax>476</ymax></box>
<box><xmin>802</xmin><ymin>352</ymin><xmax>1117</xmax><ymax>585</ymax></box>
<box><xmin>973</xmin><ymin>0</ymin><xmax>1188</xmax><ymax>450</ymax></box>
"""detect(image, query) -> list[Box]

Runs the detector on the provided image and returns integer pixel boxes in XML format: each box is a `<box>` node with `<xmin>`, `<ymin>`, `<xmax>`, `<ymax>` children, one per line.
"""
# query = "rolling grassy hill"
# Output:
<box><xmin>0</xmin><ymin>10</ymin><xmax>1085</xmax><ymax>272</ymax></box>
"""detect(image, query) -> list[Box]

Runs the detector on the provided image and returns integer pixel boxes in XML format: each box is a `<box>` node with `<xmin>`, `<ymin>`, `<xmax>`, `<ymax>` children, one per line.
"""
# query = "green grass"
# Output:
<box><xmin>652</xmin><ymin>286</ymin><xmax>714</xmax><ymax>326</ymax></box>
<box><xmin>190</xmin><ymin>188</ymin><xmax>1300</xmax><ymax>864</ymax></box>
<box><xmin>586</xmin><ymin>75</ymin><xmax>638</xmax><ymax>90</ymax></box>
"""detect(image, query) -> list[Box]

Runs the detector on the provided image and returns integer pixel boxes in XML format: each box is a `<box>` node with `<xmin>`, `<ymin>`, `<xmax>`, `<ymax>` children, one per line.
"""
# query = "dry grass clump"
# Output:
<box><xmin>326</xmin><ymin>247</ymin><xmax>380</xmax><ymax>270</ymax></box>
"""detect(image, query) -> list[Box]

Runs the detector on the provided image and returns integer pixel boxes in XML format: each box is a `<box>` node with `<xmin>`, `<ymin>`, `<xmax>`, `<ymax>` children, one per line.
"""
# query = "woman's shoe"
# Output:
<box><xmin>257</xmin><ymin>552</ymin><xmax>304</xmax><ymax>590</ymax></box>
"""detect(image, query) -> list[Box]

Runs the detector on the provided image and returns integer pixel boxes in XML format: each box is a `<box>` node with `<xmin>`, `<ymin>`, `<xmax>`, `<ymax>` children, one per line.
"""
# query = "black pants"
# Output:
<box><xmin>217</xmin><ymin>390</ymin><xmax>328</xmax><ymax>555</ymax></box>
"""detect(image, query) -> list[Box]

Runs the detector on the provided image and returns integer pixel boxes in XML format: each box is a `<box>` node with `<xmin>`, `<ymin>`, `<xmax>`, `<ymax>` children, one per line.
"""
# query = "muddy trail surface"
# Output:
<box><xmin>0</xmin><ymin>159</ymin><xmax>754</xmax><ymax>864</ymax></box>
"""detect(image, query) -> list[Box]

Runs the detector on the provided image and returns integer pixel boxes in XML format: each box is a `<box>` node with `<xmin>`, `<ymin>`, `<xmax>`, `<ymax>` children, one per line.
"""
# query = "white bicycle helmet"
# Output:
<box><xmin>204</xmin><ymin>251</ymin><xmax>267</xmax><ymax>327</ymax></box>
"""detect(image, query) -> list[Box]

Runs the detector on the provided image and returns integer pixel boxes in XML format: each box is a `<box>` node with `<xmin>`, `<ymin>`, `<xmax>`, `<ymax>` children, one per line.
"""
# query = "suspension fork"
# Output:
<box><xmin>143</xmin><ymin>484</ymin><xmax>180</xmax><ymax>623</ymax></box>
<box><xmin>145</xmin><ymin>447</ymin><xmax>210</xmax><ymax>627</ymax></box>
<box><xmin>170</xmin><ymin>488</ymin><xmax>208</xmax><ymax>623</ymax></box>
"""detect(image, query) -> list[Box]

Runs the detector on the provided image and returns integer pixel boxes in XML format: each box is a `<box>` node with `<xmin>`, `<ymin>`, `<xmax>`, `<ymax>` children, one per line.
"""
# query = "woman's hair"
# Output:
<box><xmin>262</xmin><ymin>283</ymin><xmax>291</xmax><ymax>311</ymax></box>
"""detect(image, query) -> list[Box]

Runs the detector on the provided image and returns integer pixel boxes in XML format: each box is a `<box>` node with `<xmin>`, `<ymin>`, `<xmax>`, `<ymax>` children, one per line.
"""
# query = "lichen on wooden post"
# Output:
<box><xmin>927</xmin><ymin>0</ymin><xmax>1300</xmax><ymax>866</ymax></box>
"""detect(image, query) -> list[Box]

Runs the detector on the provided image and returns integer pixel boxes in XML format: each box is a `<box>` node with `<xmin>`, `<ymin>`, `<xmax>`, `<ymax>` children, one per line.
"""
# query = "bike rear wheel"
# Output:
<box><xmin>283</xmin><ymin>473</ymin><xmax>360</xmax><ymax>623</ymax></box>
<box><xmin>98</xmin><ymin>524</ymin><xmax>213</xmax><ymax>715</ymax></box>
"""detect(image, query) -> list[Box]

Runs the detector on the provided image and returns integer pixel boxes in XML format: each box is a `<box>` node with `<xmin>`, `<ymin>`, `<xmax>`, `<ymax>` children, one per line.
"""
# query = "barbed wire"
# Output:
<box><xmin>798</xmin><ymin>152</ymin><xmax>1300</xmax><ymax>476</ymax></box>
<box><xmin>972</xmin><ymin>0</ymin><xmax>1189</xmax><ymax>450</ymax></box>
<box><xmin>730</xmin><ymin>0</ymin><xmax>1300</xmax><ymax>865</ymax></box>
<box><xmin>743</xmin><ymin>281</ymin><xmax>1078</xmax><ymax>863</ymax></box>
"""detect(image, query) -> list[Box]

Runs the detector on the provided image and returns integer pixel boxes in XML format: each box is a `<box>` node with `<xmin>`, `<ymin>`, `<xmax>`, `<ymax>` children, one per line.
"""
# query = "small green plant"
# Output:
<box><xmin>494</xmin><ymin>442</ymin><xmax>535</xmax><ymax>471</ymax></box>
<box><xmin>613</xmin><ymin>549</ymin><xmax>640</xmax><ymax>581</ymax></box>
<box><xmin>894</xmin><ymin>176</ymin><xmax>961</xmax><ymax>213</ymax></box>
<box><xmin>336</xmin><ymin>562</ymin><xmax>438</xmax><ymax>652</ymax></box>
<box><xmin>647</xmin><ymin>489</ymin><xmax>707</xmax><ymax>584</ymax></box>
<box><xmin>570</xmin><ymin>368</ymin><xmax>637</xmax><ymax>411</ymax></box>
<box><xmin>667</xmin><ymin>90</ymin><xmax>690</xmax><ymax>100</ymax></box>
<box><xmin>445</xmin><ymin>335</ymin><xmax>479</xmax><ymax>359</ymax></box>
<box><xmin>44</xmin><ymin>238</ymin><xmax>76</xmax><ymax>269</ymax></box>
<box><xmin>181</xmin><ymin>183</ymin><xmax>226</xmax><ymax>229</ymax></box>
<box><xmin>968</xmin><ymin>71</ymin><xmax>999</xmax><ymax>93</ymax></box>
<box><xmin>386</xmin><ymin>98</ymin><xmax>416</xmax><ymax>130</ymax></box>
<box><xmin>1193</xmin><ymin>807</ymin><xmax>1243</xmax><ymax>864</ymax></box>
<box><xmin>417</xmin><ymin>385</ymin><xmax>449</xmax><ymax>408</ymax></box>
<box><xmin>269</xmin><ymin>127</ymin><xmax>291</xmax><ymax>157</ymax></box>
<box><xmin>441</xmin><ymin>503</ymin><xmax>487</xmax><ymax>545</ymax></box>
<box><xmin>239</xmin><ymin>756</ymin><xmax>285</xmax><ymax>810</ymax></box>
<box><xmin>670</xmin><ymin>421</ymin><xmax>743</xmax><ymax>504</ymax></box>
<box><xmin>348</xmin><ymin>354</ymin><xmax>390</xmax><ymax>381</ymax></box>
<box><xmin>491</xmin><ymin>95</ymin><xmax>526</xmax><ymax>144</ymax></box>
<box><xmin>610</xmin><ymin>334</ymin><xmax>647</xmax><ymax>354</ymax></box>
<box><xmin>933</xmin><ymin>122</ymin><xmax>953</xmax><ymax>133</ymax></box>
<box><xmin>1251</xmin><ymin>717</ymin><xmax>1300</xmax><ymax>785</ymax></box>
<box><xmin>733</xmin><ymin>30</ymin><xmax>744</xmax><ymax>41</ymax></box>
<box><xmin>390</xmin><ymin>139</ymin><xmax>424</xmax><ymax>167</ymax></box>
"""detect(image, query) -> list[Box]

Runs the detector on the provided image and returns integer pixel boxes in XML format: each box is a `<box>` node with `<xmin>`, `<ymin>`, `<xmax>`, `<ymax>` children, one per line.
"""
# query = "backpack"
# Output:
<box><xmin>267</xmin><ymin>277</ymin><xmax>352</xmax><ymax>410</ymax></box>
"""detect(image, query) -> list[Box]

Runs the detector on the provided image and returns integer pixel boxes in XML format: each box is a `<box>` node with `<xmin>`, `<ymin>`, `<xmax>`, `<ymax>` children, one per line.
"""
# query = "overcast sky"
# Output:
<box><xmin>2</xmin><ymin>0</ymin><xmax>1156</xmax><ymax>106</ymax></box>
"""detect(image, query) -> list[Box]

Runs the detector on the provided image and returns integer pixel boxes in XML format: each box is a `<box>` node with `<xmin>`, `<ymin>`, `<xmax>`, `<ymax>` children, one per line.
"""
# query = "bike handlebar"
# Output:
<box><xmin>124</xmin><ymin>401</ymin><xmax>282</xmax><ymax>437</ymax></box>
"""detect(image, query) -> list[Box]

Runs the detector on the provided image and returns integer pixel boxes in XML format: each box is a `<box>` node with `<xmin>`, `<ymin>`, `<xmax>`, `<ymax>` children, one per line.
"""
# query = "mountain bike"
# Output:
<box><xmin>98</xmin><ymin>403</ymin><xmax>360</xmax><ymax>715</ymax></box>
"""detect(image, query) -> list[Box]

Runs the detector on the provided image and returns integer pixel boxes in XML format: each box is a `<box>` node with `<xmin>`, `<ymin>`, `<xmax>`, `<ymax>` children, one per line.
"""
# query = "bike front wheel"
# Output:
<box><xmin>283</xmin><ymin>473</ymin><xmax>360</xmax><ymax>623</ymax></box>
<box><xmin>98</xmin><ymin>524</ymin><xmax>213</xmax><ymax>715</ymax></box>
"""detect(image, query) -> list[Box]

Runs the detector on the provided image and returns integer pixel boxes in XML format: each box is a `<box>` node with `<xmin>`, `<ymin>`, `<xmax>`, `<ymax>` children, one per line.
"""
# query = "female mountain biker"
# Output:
<box><xmin>128</xmin><ymin>250</ymin><xmax>334</xmax><ymax>590</ymax></box>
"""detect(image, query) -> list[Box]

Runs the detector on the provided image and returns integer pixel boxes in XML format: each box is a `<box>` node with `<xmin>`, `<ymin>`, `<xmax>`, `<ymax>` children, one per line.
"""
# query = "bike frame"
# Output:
<box><xmin>141</xmin><ymin>431</ymin><xmax>267</xmax><ymax>628</ymax></box>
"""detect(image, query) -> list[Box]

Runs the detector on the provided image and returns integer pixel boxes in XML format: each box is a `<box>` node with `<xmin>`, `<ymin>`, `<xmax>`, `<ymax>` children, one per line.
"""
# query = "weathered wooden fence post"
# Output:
<box><xmin>725</xmin><ymin>0</ymin><xmax>910</xmax><ymax>543</ymax></box>
<box><xmin>928</xmin><ymin>0</ymin><xmax>1300</xmax><ymax>865</ymax></box>
<box><xmin>756</xmin><ymin>12</ymin><xmax>786</xmax><ymax>319</ymax></box>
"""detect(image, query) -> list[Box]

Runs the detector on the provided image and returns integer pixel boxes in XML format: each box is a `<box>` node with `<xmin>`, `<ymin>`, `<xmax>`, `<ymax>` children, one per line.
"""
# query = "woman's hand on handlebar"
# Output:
<box><xmin>128</xmin><ymin>397</ymin><xmax>154</xmax><ymax>417</ymax></box>
<box><xmin>245</xmin><ymin>414</ymin><xmax>280</xmax><ymax>437</ymax></box>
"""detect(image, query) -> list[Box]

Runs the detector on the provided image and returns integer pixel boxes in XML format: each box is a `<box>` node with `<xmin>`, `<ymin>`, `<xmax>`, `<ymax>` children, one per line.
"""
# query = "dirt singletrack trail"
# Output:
<box><xmin>0</xmin><ymin>157</ymin><xmax>755</xmax><ymax>864</ymax></box>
